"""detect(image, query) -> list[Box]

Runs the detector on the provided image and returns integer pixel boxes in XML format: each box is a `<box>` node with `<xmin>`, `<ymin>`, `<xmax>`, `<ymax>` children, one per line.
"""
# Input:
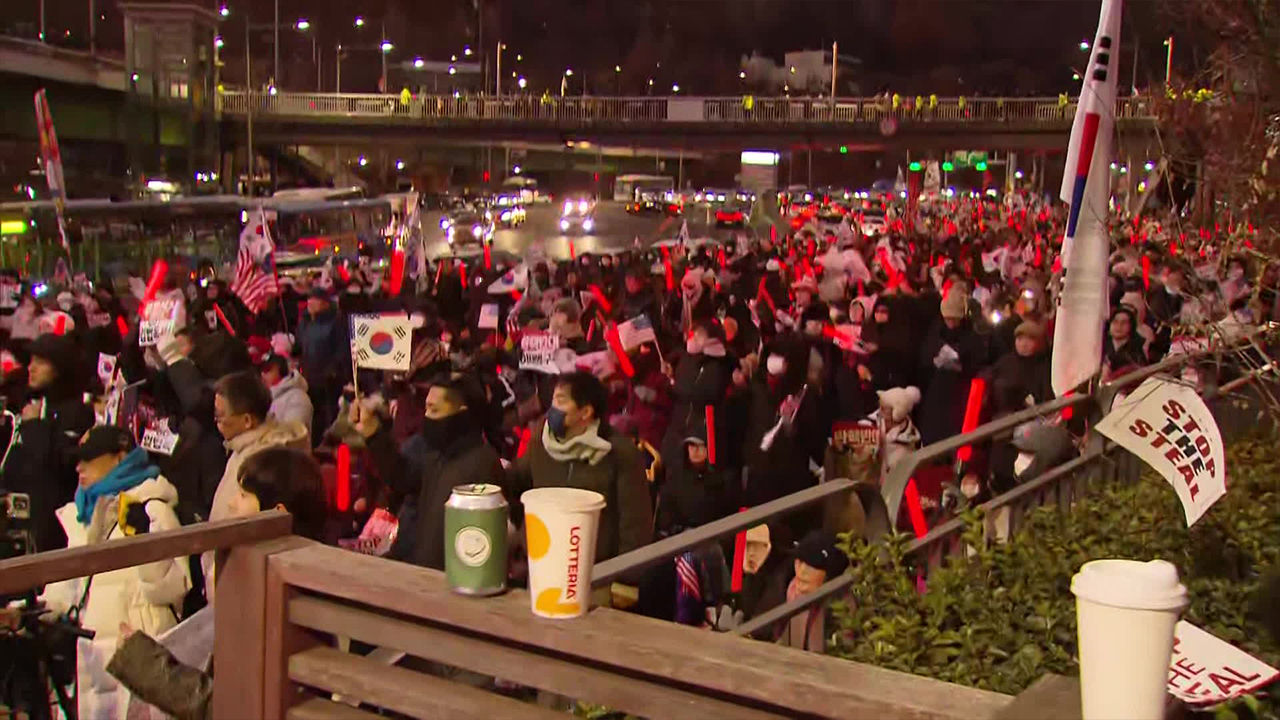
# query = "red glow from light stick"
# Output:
<box><xmin>660</xmin><ymin>246</ymin><xmax>674</xmax><ymax>291</ymax></box>
<box><xmin>116</xmin><ymin>316</ymin><xmax>129</xmax><ymax>338</ymax></box>
<box><xmin>756</xmin><ymin>278</ymin><xmax>776</xmax><ymax>314</ymax></box>
<box><xmin>704</xmin><ymin>405</ymin><xmax>716</xmax><ymax>466</ymax></box>
<box><xmin>54</xmin><ymin>314</ymin><xmax>67</xmax><ymax>336</ymax></box>
<box><xmin>955</xmin><ymin>377</ymin><xmax>985</xmax><ymax>462</ymax></box>
<box><xmin>517</xmin><ymin>426</ymin><xmax>532</xmax><ymax>458</ymax></box>
<box><xmin>335</xmin><ymin>443</ymin><xmax>351</xmax><ymax>512</ymax></box>
<box><xmin>483</xmin><ymin>244</ymin><xmax>491</xmax><ymax>271</ymax></box>
<box><xmin>568</xmin><ymin>239</ymin><xmax>576</xmax><ymax>260</ymax></box>
<box><xmin>605</xmin><ymin>322</ymin><xmax>635</xmax><ymax>377</ymax></box>
<box><xmin>730</xmin><ymin>507</ymin><xmax>748</xmax><ymax>592</ymax></box>
<box><xmin>213</xmin><ymin>303</ymin><xmax>236</xmax><ymax>337</ymax></box>
<box><xmin>142</xmin><ymin>259</ymin><xmax>168</xmax><ymax>305</ymax></box>
<box><xmin>904</xmin><ymin>479</ymin><xmax>929</xmax><ymax>538</ymax></box>
<box><xmin>389</xmin><ymin>249</ymin><xmax>406</xmax><ymax>296</ymax></box>
<box><xmin>1141</xmin><ymin>256</ymin><xmax>1151</xmax><ymax>290</ymax></box>
<box><xmin>458</xmin><ymin>261</ymin><xmax>466</xmax><ymax>288</ymax></box>
<box><xmin>589</xmin><ymin>284</ymin><xmax>612</xmax><ymax>313</ymax></box>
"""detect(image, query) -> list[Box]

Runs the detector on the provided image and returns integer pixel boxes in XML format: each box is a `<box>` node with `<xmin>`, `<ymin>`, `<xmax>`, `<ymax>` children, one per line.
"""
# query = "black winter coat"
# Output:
<box><xmin>917</xmin><ymin>319</ymin><xmax>991</xmax><ymax>445</ymax></box>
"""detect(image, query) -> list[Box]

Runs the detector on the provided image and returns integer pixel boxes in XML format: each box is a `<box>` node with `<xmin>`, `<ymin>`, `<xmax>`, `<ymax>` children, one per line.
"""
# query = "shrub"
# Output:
<box><xmin>830</xmin><ymin>437</ymin><xmax>1280</xmax><ymax>715</ymax></box>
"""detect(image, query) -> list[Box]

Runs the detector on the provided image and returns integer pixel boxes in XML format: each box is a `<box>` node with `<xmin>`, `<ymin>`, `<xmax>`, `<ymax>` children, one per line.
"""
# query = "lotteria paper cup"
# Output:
<box><xmin>1071</xmin><ymin>559</ymin><xmax>1188</xmax><ymax>720</ymax></box>
<box><xmin>521</xmin><ymin>487</ymin><xmax>606</xmax><ymax>619</ymax></box>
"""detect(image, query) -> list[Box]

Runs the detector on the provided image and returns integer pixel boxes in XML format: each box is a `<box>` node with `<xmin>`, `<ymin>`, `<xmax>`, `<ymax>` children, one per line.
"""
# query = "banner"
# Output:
<box><xmin>1095</xmin><ymin>376</ymin><xmax>1226</xmax><ymax>526</ymax></box>
<box><xmin>351</xmin><ymin>313</ymin><xmax>413</xmax><ymax>371</ymax></box>
<box><xmin>138</xmin><ymin>298</ymin><xmax>181</xmax><ymax>346</ymax></box>
<box><xmin>1167</xmin><ymin>621</ymin><xmax>1280</xmax><ymax>705</ymax></box>
<box><xmin>519</xmin><ymin>330</ymin><xmax>563</xmax><ymax>374</ymax></box>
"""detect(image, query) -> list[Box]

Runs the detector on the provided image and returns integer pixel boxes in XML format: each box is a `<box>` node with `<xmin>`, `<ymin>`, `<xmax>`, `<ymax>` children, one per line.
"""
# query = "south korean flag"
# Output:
<box><xmin>351</xmin><ymin>313</ymin><xmax>413</xmax><ymax>371</ymax></box>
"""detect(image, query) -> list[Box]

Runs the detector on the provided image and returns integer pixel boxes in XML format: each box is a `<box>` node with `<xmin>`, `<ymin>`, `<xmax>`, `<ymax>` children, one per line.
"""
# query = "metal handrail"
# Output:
<box><xmin>214</xmin><ymin>91</ymin><xmax>1157</xmax><ymax>124</ymax></box>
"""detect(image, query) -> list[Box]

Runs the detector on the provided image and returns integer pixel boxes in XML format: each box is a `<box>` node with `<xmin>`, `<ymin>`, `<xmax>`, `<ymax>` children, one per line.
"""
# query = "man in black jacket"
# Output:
<box><xmin>353</xmin><ymin>373</ymin><xmax>505</xmax><ymax>570</ymax></box>
<box><xmin>4</xmin><ymin>334</ymin><xmax>94</xmax><ymax>552</ymax></box>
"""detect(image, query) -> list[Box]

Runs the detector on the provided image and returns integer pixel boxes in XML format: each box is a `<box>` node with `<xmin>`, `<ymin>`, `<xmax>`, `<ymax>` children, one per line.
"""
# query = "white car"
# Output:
<box><xmin>559</xmin><ymin>196</ymin><xmax>597</xmax><ymax>233</ymax></box>
<box><xmin>860</xmin><ymin>212</ymin><xmax>888</xmax><ymax>236</ymax></box>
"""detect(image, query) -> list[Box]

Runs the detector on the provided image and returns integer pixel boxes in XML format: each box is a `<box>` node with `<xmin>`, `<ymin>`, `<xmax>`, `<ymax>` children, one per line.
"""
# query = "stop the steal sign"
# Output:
<box><xmin>1168</xmin><ymin>621</ymin><xmax>1279</xmax><ymax>704</ymax></box>
<box><xmin>1096</xmin><ymin>376</ymin><xmax>1226</xmax><ymax>526</ymax></box>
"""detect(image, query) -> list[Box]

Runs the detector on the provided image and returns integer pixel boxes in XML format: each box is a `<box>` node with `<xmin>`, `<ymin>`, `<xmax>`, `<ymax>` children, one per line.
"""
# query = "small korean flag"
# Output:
<box><xmin>351</xmin><ymin>313</ymin><xmax>413</xmax><ymax>371</ymax></box>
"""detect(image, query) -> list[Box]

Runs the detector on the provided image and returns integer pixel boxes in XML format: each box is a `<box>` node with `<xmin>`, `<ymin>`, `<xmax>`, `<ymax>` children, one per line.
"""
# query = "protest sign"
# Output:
<box><xmin>831</xmin><ymin>420</ymin><xmax>880</xmax><ymax>455</ymax></box>
<box><xmin>519</xmin><ymin>331</ymin><xmax>562</xmax><ymax>374</ymax></box>
<box><xmin>478</xmin><ymin>303</ymin><xmax>500</xmax><ymax>329</ymax></box>
<box><xmin>1167</xmin><ymin>621</ymin><xmax>1280</xmax><ymax>705</ymax></box>
<box><xmin>1096</xmin><ymin>376</ymin><xmax>1226</xmax><ymax>526</ymax></box>
<box><xmin>138</xmin><ymin>298</ymin><xmax>180</xmax><ymax>347</ymax></box>
<box><xmin>140</xmin><ymin>419</ymin><xmax>180</xmax><ymax>455</ymax></box>
<box><xmin>0</xmin><ymin>282</ymin><xmax>19</xmax><ymax>310</ymax></box>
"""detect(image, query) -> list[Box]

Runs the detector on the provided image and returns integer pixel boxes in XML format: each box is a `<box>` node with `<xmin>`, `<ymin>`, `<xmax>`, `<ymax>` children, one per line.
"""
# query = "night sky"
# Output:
<box><xmin>7</xmin><ymin>0</ymin><xmax>1178</xmax><ymax>95</ymax></box>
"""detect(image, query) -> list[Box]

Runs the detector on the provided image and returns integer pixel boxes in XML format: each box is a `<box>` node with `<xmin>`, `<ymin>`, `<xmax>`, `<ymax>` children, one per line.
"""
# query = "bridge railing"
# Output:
<box><xmin>216</xmin><ymin>91</ymin><xmax>1157</xmax><ymax>124</ymax></box>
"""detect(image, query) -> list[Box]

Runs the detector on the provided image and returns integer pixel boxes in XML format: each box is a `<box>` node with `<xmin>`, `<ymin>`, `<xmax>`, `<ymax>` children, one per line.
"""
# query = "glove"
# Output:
<box><xmin>707</xmin><ymin>604</ymin><xmax>744</xmax><ymax>632</ymax></box>
<box><xmin>933</xmin><ymin>344</ymin><xmax>960</xmax><ymax>370</ymax></box>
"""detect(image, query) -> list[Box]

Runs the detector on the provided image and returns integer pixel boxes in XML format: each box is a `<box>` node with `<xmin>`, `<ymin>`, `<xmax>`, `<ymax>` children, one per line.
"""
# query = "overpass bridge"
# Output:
<box><xmin>216</xmin><ymin>91</ymin><xmax>1158</xmax><ymax>152</ymax></box>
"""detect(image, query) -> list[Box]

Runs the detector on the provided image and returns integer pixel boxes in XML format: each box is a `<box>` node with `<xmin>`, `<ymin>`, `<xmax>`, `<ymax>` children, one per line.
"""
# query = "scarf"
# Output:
<box><xmin>74</xmin><ymin>448</ymin><xmax>161</xmax><ymax>524</ymax></box>
<box><xmin>542</xmin><ymin>420</ymin><xmax>613</xmax><ymax>466</ymax></box>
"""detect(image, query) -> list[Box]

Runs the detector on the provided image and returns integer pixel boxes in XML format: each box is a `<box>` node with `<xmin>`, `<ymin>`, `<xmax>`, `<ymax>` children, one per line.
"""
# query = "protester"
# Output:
<box><xmin>296</xmin><ymin>288</ymin><xmax>349</xmax><ymax>439</ymax></box>
<box><xmin>39</xmin><ymin>426</ymin><xmax>190</xmax><ymax>718</ymax></box>
<box><xmin>260</xmin><ymin>353</ymin><xmax>314</xmax><ymax>431</ymax></box>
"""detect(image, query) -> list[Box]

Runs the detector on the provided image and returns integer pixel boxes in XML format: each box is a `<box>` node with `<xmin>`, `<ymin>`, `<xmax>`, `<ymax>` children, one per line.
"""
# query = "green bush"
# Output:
<box><xmin>829</xmin><ymin>438</ymin><xmax>1280</xmax><ymax>715</ymax></box>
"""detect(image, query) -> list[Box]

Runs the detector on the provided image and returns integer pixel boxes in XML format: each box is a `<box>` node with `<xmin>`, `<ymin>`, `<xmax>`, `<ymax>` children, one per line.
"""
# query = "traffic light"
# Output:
<box><xmin>594</xmin><ymin>172</ymin><xmax>600</xmax><ymax>181</ymax></box>
<box><xmin>482</xmin><ymin>170</ymin><xmax>491</xmax><ymax>182</ymax></box>
<box><xmin>974</xmin><ymin>161</ymin><xmax>988</xmax><ymax>172</ymax></box>
<box><xmin>909</xmin><ymin>161</ymin><xmax>922</xmax><ymax>172</ymax></box>
<box><xmin>942</xmin><ymin>161</ymin><xmax>954</xmax><ymax>172</ymax></box>
<box><xmin>839</xmin><ymin>145</ymin><xmax>848</xmax><ymax>154</ymax></box>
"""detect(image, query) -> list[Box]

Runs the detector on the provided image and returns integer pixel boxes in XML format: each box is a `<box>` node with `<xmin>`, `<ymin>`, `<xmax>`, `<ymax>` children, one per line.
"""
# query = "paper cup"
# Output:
<box><xmin>521</xmin><ymin>487</ymin><xmax>606</xmax><ymax>619</ymax></box>
<box><xmin>1071</xmin><ymin>559</ymin><xmax>1188</xmax><ymax>720</ymax></box>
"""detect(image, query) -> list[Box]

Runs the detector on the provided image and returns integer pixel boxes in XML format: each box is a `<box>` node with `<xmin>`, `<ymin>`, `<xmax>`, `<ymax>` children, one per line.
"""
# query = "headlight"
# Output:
<box><xmin>485</xmin><ymin>211</ymin><xmax>492</xmax><ymax>220</ymax></box>
<box><xmin>472</xmin><ymin>225</ymin><xmax>482</xmax><ymax>236</ymax></box>
<box><xmin>582</xmin><ymin>218</ymin><xmax>594</xmax><ymax>232</ymax></box>
<box><xmin>578</xmin><ymin>200</ymin><xmax>588</xmax><ymax>213</ymax></box>
<box><xmin>500</xmin><ymin>211</ymin><xmax>511</xmax><ymax>221</ymax></box>
<box><xmin>440</xmin><ymin>218</ymin><xmax>451</xmax><ymax>229</ymax></box>
<box><xmin>695</xmin><ymin>193</ymin><xmax>703</xmax><ymax>202</ymax></box>
<box><xmin>717</xmin><ymin>194</ymin><xmax>725</xmax><ymax>202</ymax></box>
<box><xmin>560</xmin><ymin>219</ymin><xmax>570</xmax><ymax>231</ymax></box>
<box><xmin>563</xmin><ymin>201</ymin><xmax>573</xmax><ymax>214</ymax></box>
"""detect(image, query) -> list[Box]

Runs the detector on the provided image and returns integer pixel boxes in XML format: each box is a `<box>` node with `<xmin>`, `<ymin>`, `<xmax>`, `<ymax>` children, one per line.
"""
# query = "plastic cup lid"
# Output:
<box><xmin>520</xmin><ymin>487</ymin><xmax>606</xmax><ymax>512</ymax></box>
<box><xmin>1071</xmin><ymin>559</ymin><xmax>1189</xmax><ymax>611</ymax></box>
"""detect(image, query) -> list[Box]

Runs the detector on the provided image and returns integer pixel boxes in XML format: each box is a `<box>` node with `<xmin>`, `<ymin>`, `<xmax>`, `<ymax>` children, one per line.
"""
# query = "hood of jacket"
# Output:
<box><xmin>271</xmin><ymin>370</ymin><xmax>309</xmax><ymax>399</ymax></box>
<box><xmin>225</xmin><ymin>418</ymin><xmax>310</xmax><ymax>455</ymax></box>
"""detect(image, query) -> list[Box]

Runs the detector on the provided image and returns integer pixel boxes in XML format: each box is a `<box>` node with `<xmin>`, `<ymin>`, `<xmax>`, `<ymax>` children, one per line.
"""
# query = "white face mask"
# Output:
<box><xmin>766</xmin><ymin>355</ymin><xmax>786</xmax><ymax>376</ymax></box>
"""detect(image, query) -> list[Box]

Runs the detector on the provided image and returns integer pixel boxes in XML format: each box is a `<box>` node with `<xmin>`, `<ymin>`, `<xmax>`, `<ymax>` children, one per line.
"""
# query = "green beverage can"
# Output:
<box><xmin>444</xmin><ymin>483</ymin><xmax>508</xmax><ymax>596</ymax></box>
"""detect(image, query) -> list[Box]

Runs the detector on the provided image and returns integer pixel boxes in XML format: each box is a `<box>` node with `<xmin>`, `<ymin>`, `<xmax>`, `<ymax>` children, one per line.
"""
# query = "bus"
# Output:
<box><xmin>271</xmin><ymin>186</ymin><xmax>366</xmax><ymax>202</ymax></box>
<box><xmin>613</xmin><ymin>174</ymin><xmax>674</xmax><ymax>203</ymax></box>
<box><xmin>501</xmin><ymin>176</ymin><xmax>548</xmax><ymax>204</ymax></box>
<box><xmin>262</xmin><ymin>196</ymin><xmax>395</xmax><ymax>274</ymax></box>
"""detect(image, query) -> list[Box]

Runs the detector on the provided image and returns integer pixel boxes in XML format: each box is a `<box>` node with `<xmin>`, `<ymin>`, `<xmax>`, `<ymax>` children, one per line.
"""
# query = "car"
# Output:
<box><xmin>715</xmin><ymin>204</ymin><xmax>748</xmax><ymax>228</ymax></box>
<box><xmin>695</xmin><ymin>187</ymin><xmax>732</xmax><ymax>205</ymax></box>
<box><xmin>734</xmin><ymin>188</ymin><xmax>758</xmax><ymax>204</ymax></box>
<box><xmin>626</xmin><ymin>191</ymin><xmax>682</xmax><ymax>216</ymax></box>
<box><xmin>440</xmin><ymin>210</ymin><xmax>495</xmax><ymax>246</ymax></box>
<box><xmin>560</xmin><ymin>195</ymin><xmax>598</xmax><ymax>233</ymax></box>
<box><xmin>817</xmin><ymin>202</ymin><xmax>852</xmax><ymax>223</ymax></box>
<box><xmin>488</xmin><ymin>194</ymin><xmax>527</xmax><ymax>227</ymax></box>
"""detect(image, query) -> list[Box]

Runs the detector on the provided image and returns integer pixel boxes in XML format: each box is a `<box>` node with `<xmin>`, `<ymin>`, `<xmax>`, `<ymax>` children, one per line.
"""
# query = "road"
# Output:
<box><xmin>421</xmin><ymin>201</ymin><xmax>778</xmax><ymax>261</ymax></box>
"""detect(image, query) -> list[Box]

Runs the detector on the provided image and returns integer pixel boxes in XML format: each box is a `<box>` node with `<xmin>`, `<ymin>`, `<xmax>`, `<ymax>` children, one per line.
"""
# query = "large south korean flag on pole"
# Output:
<box><xmin>351</xmin><ymin>313</ymin><xmax>413</xmax><ymax>371</ymax></box>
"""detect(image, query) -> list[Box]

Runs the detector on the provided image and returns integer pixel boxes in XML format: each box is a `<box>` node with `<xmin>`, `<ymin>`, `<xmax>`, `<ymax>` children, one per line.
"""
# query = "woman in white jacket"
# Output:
<box><xmin>41</xmin><ymin>425</ymin><xmax>191</xmax><ymax>719</ymax></box>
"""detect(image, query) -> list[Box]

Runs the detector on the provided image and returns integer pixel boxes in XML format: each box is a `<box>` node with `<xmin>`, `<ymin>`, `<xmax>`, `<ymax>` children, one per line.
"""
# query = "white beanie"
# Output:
<box><xmin>877</xmin><ymin>386</ymin><xmax>922</xmax><ymax>423</ymax></box>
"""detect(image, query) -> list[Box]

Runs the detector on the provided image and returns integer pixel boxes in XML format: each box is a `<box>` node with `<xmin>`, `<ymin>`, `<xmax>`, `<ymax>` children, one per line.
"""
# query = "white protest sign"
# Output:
<box><xmin>140</xmin><ymin>420</ymin><xmax>180</xmax><ymax>456</ymax></box>
<box><xmin>1167</xmin><ymin>621</ymin><xmax>1280</xmax><ymax>705</ymax></box>
<box><xmin>0</xmin><ymin>282</ymin><xmax>19</xmax><ymax>310</ymax></box>
<box><xmin>138</xmin><ymin>299</ymin><xmax>180</xmax><ymax>347</ymax></box>
<box><xmin>519</xmin><ymin>331</ymin><xmax>562</xmax><ymax>374</ymax></box>
<box><xmin>1095</xmin><ymin>376</ymin><xmax>1226</xmax><ymax>526</ymax></box>
<box><xmin>478</xmin><ymin>303</ymin><xmax>499</xmax><ymax>330</ymax></box>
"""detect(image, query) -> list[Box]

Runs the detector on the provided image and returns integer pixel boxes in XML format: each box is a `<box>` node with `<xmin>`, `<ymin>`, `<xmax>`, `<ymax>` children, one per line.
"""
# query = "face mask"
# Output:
<box><xmin>420</xmin><ymin>413</ymin><xmax>469</xmax><ymax>449</ymax></box>
<box><xmin>546</xmin><ymin>406</ymin><xmax>569</xmax><ymax>439</ymax></box>
<box><xmin>686</xmin><ymin>335</ymin><xmax>705</xmax><ymax>355</ymax></box>
<box><xmin>766</xmin><ymin>355</ymin><xmax>786</xmax><ymax>376</ymax></box>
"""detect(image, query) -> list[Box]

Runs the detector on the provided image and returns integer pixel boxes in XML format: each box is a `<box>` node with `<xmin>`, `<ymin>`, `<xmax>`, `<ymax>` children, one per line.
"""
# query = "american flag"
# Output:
<box><xmin>616</xmin><ymin>314</ymin><xmax>656</xmax><ymax>351</ymax></box>
<box><xmin>230</xmin><ymin>208</ymin><xmax>279</xmax><ymax>314</ymax></box>
<box><xmin>675</xmin><ymin>552</ymin><xmax>701</xmax><ymax>600</ymax></box>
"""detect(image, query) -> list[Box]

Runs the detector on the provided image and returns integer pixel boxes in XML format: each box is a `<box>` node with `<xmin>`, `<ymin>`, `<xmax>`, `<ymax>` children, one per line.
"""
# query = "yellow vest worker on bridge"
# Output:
<box><xmin>743</xmin><ymin>95</ymin><xmax>754</xmax><ymax>112</ymax></box>
<box><xmin>892</xmin><ymin>93</ymin><xmax>901</xmax><ymax>112</ymax></box>
<box><xmin>400</xmin><ymin>87</ymin><xmax>412</xmax><ymax>106</ymax></box>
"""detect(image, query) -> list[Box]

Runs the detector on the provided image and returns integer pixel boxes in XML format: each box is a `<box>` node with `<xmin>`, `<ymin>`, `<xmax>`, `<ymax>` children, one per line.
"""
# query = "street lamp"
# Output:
<box><xmin>396</xmin><ymin>159</ymin><xmax>405</xmax><ymax>170</ymax></box>
<box><xmin>358</xmin><ymin>156</ymin><xmax>368</xmax><ymax>166</ymax></box>
<box><xmin>295</xmin><ymin>20</ymin><xmax>319</xmax><ymax>90</ymax></box>
<box><xmin>219</xmin><ymin>5</ymin><xmax>229</xmax><ymax>17</ymax></box>
<box><xmin>215</xmin><ymin>35</ymin><xmax>224</xmax><ymax>48</ymax></box>
<box><xmin>1079</xmin><ymin>40</ymin><xmax>1090</xmax><ymax>51</ymax></box>
<box><xmin>380</xmin><ymin>39</ymin><xmax>393</xmax><ymax>93</ymax></box>
<box><xmin>517</xmin><ymin>76</ymin><xmax>527</xmax><ymax>89</ymax></box>
<box><xmin>564</xmin><ymin>68</ymin><xmax>573</xmax><ymax>76</ymax></box>
<box><xmin>672</xmin><ymin>83</ymin><xmax>680</xmax><ymax>93</ymax></box>
<box><xmin>738</xmin><ymin>70</ymin><xmax>746</xmax><ymax>79</ymax></box>
<box><xmin>516</xmin><ymin>54</ymin><xmax>522</xmax><ymax>62</ymax></box>
<box><xmin>615</xmin><ymin>65</ymin><xmax>621</xmax><ymax>73</ymax></box>
<box><xmin>464</xmin><ymin>45</ymin><xmax>472</xmax><ymax>56</ymax></box>
<box><xmin>295</xmin><ymin>18</ymin><xmax>309</xmax><ymax>30</ymax></box>
<box><xmin>380</xmin><ymin>40</ymin><xmax>393</xmax><ymax>52</ymax></box>
<box><xmin>354</xmin><ymin>16</ymin><xmax>364</xmax><ymax>27</ymax></box>
<box><xmin>414</xmin><ymin>57</ymin><xmax>424</xmax><ymax>68</ymax></box>
<box><xmin>448</xmin><ymin>66</ymin><xmax>457</xmax><ymax>75</ymax></box>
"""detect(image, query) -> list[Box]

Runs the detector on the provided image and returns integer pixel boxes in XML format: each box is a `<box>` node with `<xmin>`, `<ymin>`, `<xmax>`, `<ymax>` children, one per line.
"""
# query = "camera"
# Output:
<box><xmin>0</xmin><ymin>491</ymin><xmax>32</xmax><ymax>561</ymax></box>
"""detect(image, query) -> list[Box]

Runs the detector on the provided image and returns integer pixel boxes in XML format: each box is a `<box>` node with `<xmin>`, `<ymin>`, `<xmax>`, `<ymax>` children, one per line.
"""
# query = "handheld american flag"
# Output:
<box><xmin>230</xmin><ymin>206</ymin><xmax>280</xmax><ymax>314</ymax></box>
<box><xmin>616</xmin><ymin>314</ymin><xmax>656</xmax><ymax>351</ymax></box>
<box><xmin>351</xmin><ymin>313</ymin><xmax>413</xmax><ymax>371</ymax></box>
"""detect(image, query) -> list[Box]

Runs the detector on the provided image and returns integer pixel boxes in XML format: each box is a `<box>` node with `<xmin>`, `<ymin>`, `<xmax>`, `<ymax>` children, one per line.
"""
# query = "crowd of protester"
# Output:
<box><xmin>1</xmin><ymin>193</ymin><xmax>1277</xmax><ymax>716</ymax></box>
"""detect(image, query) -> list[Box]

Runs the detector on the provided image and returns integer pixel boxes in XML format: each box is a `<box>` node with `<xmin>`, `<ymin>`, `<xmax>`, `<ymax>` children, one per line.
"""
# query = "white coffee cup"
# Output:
<box><xmin>521</xmin><ymin>487</ymin><xmax>606</xmax><ymax>619</ymax></box>
<box><xmin>1071</xmin><ymin>559</ymin><xmax>1188</xmax><ymax>720</ymax></box>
